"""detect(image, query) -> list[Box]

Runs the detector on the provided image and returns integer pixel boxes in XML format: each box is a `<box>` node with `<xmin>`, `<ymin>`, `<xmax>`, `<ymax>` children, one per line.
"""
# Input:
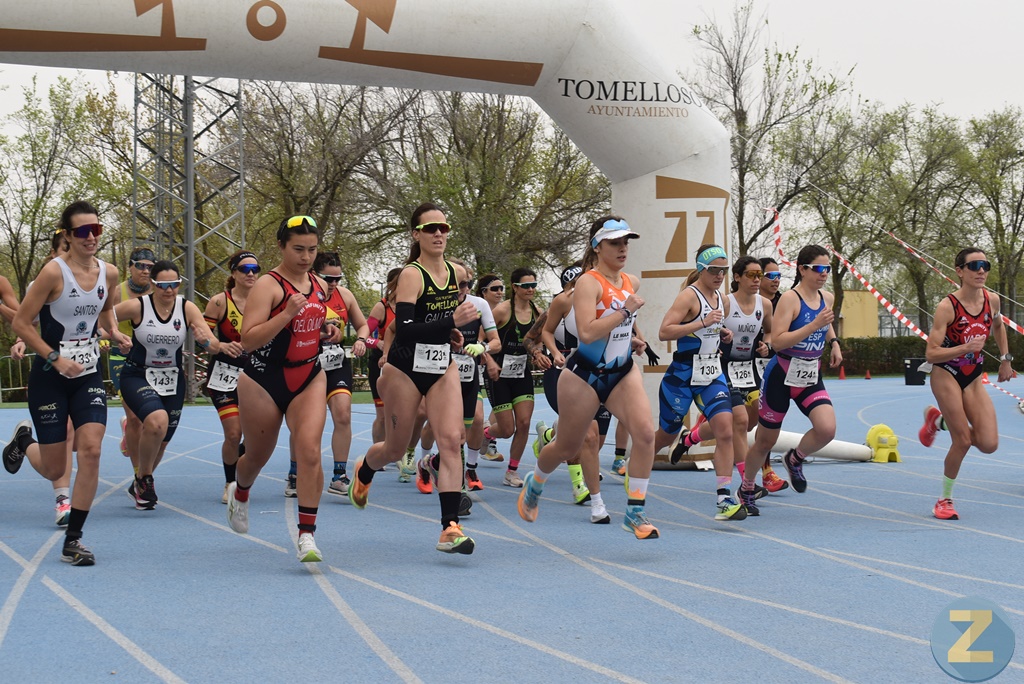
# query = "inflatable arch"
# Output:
<box><xmin>0</xmin><ymin>0</ymin><xmax>731</xmax><ymax>408</ymax></box>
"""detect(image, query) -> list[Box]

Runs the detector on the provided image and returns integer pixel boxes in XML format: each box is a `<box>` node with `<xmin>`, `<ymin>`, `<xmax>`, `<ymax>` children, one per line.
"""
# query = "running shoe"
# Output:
<box><xmin>783</xmin><ymin>448</ymin><xmax>807</xmax><ymax>493</ymax></box>
<box><xmin>715</xmin><ymin>496</ymin><xmax>748</xmax><ymax>521</ymax></box>
<box><xmin>762</xmin><ymin>469</ymin><xmax>790</xmax><ymax>493</ymax></box>
<box><xmin>221</xmin><ymin>482</ymin><xmax>231</xmax><ymax>505</ymax></box>
<box><xmin>119</xmin><ymin>416</ymin><xmax>129</xmax><ymax>457</ymax></box>
<box><xmin>933</xmin><ymin>498</ymin><xmax>959</xmax><ymax>520</ymax></box>
<box><xmin>328</xmin><ymin>475</ymin><xmax>351</xmax><ymax>496</ymax></box>
<box><xmin>623</xmin><ymin>505</ymin><xmax>659</xmax><ymax>539</ymax></box>
<box><xmin>591</xmin><ymin>501</ymin><xmax>610</xmax><ymax>524</ymax></box>
<box><xmin>284</xmin><ymin>473</ymin><xmax>297</xmax><ymax>498</ymax></box>
<box><xmin>459</xmin><ymin>492</ymin><xmax>473</xmax><ymax>517</ymax></box>
<box><xmin>738</xmin><ymin>487</ymin><xmax>760</xmax><ymax>517</ymax></box>
<box><xmin>416</xmin><ymin>455</ymin><xmax>435</xmax><ymax>494</ymax></box>
<box><xmin>611</xmin><ymin>457</ymin><xmax>626</xmax><ymax>476</ymax></box>
<box><xmin>517</xmin><ymin>472</ymin><xmax>542</xmax><ymax>522</ymax></box>
<box><xmin>136</xmin><ymin>475</ymin><xmax>158</xmax><ymax>509</ymax></box>
<box><xmin>296</xmin><ymin>533</ymin><xmax>323</xmax><ymax>562</ymax></box>
<box><xmin>532</xmin><ymin>420</ymin><xmax>551</xmax><ymax>459</ymax></box>
<box><xmin>465</xmin><ymin>468</ymin><xmax>484</xmax><ymax>491</ymax></box>
<box><xmin>347</xmin><ymin>457</ymin><xmax>371</xmax><ymax>509</ymax></box>
<box><xmin>436</xmin><ymin>522</ymin><xmax>475</xmax><ymax>554</ymax></box>
<box><xmin>919</xmin><ymin>405</ymin><xmax>942</xmax><ymax>448</ymax></box>
<box><xmin>751</xmin><ymin>483</ymin><xmax>768</xmax><ymax>500</ymax></box>
<box><xmin>503</xmin><ymin>469</ymin><xmax>524</xmax><ymax>488</ymax></box>
<box><xmin>573</xmin><ymin>481</ymin><xmax>591</xmax><ymax>505</ymax></box>
<box><xmin>3</xmin><ymin>420</ymin><xmax>31</xmax><ymax>474</ymax></box>
<box><xmin>481</xmin><ymin>439</ymin><xmax>504</xmax><ymax>462</ymax></box>
<box><xmin>127</xmin><ymin>480</ymin><xmax>151</xmax><ymax>510</ymax></box>
<box><xmin>61</xmin><ymin>538</ymin><xmax>95</xmax><ymax>566</ymax></box>
<box><xmin>55</xmin><ymin>494</ymin><xmax>71</xmax><ymax>527</ymax></box>
<box><xmin>398</xmin><ymin>450</ymin><xmax>416</xmax><ymax>483</ymax></box>
<box><xmin>226</xmin><ymin>482</ymin><xmax>249</xmax><ymax>533</ymax></box>
<box><xmin>669</xmin><ymin>429</ymin><xmax>691</xmax><ymax>465</ymax></box>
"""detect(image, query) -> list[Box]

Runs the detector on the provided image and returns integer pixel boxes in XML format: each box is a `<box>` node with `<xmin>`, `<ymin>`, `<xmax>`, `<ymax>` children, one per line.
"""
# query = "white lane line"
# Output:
<box><xmin>820</xmin><ymin>549</ymin><xmax>1024</xmax><ymax>591</ymax></box>
<box><xmin>0</xmin><ymin>534</ymin><xmax>62</xmax><ymax>650</ymax></box>
<box><xmin>811</xmin><ymin>480</ymin><xmax>1024</xmax><ymax>509</ymax></box>
<box><xmin>40</xmin><ymin>575</ymin><xmax>187</xmax><ymax>684</ymax></box>
<box><xmin>364</xmin><ymin>502</ymin><xmax>533</xmax><ymax>546</ymax></box>
<box><xmin>284</xmin><ymin>505</ymin><xmax>422</xmax><ymax>684</ymax></box>
<box><xmin>588</xmin><ymin>557</ymin><xmax>929</xmax><ymax>644</ymax></box>
<box><xmin>475</xmin><ymin>499</ymin><xmax>855</xmax><ymax>684</ymax></box>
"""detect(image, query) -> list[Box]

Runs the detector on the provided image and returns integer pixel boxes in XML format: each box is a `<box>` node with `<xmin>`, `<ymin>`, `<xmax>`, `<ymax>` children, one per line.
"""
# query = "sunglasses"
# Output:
<box><xmin>459</xmin><ymin>279</ymin><xmax>475</xmax><ymax>290</ymax></box>
<box><xmin>514</xmin><ymin>282</ymin><xmax>539</xmax><ymax>289</ymax></box>
<box><xmin>153</xmin><ymin>279</ymin><xmax>182</xmax><ymax>290</ymax></box>
<box><xmin>131</xmin><ymin>261</ymin><xmax>154</xmax><ymax>271</ymax></box>
<box><xmin>285</xmin><ymin>215</ymin><xmax>317</xmax><ymax>229</ymax></box>
<box><xmin>486</xmin><ymin>285</ymin><xmax>505</xmax><ymax>293</ymax></box>
<box><xmin>704</xmin><ymin>266</ymin><xmax>729</xmax><ymax>276</ymax></box>
<box><xmin>802</xmin><ymin>264</ymin><xmax>832</xmax><ymax>274</ymax></box>
<box><xmin>236</xmin><ymin>264</ymin><xmax>261</xmax><ymax>275</ymax></box>
<box><xmin>414</xmin><ymin>222</ymin><xmax>451</xmax><ymax>235</ymax></box>
<box><xmin>318</xmin><ymin>272</ymin><xmax>342</xmax><ymax>283</ymax></box>
<box><xmin>69</xmin><ymin>223</ymin><xmax>103</xmax><ymax>239</ymax></box>
<box><xmin>741</xmin><ymin>271</ymin><xmax>764</xmax><ymax>280</ymax></box>
<box><xmin>962</xmin><ymin>260</ymin><xmax>991</xmax><ymax>272</ymax></box>
<box><xmin>764</xmin><ymin>271</ymin><xmax>782</xmax><ymax>280</ymax></box>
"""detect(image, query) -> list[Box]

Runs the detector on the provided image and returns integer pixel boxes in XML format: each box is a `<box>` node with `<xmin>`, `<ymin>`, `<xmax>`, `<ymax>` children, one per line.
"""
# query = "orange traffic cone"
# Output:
<box><xmin>838</xmin><ymin>365</ymin><xmax>846</xmax><ymax>380</ymax></box>
<box><xmin>865</xmin><ymin>369</ymin><xmax>872</xmax><ymax>379</ymax></box>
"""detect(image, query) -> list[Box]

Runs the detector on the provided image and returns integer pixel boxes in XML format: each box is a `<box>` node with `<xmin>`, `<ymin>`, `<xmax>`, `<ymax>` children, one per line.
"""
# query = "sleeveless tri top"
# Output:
<box><xmin>572</xmin><ymin>269</ymin><xmax>635</xmax><ymax>371</ymax></box>
<box><xmin>674</xmin><ymin>285</ymin><xmax>723</xmax><ymax>358</ymax></box>
<box><xmin>38</xmin><ymin>258</ymin><xmax>108</xmax><ymax>375</ymax></box>
<box><xmin>250</xmin><ymin>271</ymin><xmax>327</xmax><ymax>368</ymax></box>
<box><xmin>724</xmin><ymin>293</ymin><xmax>764</xmax><ymax>361</ymax></box>
<box><xmin>784</xmin><ymin>291</ymin><xmax>829</xmax><ymax>359</ymax></box>
<box><xmin>941</xmin><ymin>293</ymin><xmax>992</xmax><ymax>370</ymax></box>
<box><xmin>127</xmin><ymin>295</ymin><xmax>186</xmax><ymax>368</ymax></box>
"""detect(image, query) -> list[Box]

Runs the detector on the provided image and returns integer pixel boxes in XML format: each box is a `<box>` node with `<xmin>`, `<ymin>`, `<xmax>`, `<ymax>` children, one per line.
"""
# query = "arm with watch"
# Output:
<box><xmin>825</xmin><ymin>329</ymin><xmax>843</xmax><ymax>369</ymax></box>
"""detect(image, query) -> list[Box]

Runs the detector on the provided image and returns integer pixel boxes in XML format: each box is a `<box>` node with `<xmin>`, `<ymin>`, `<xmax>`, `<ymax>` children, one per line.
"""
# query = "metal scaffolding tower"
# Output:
<box><xmin>132</xmin><ymin>74</ymin><xmax>245</xmax><ymax>396</ymax></box>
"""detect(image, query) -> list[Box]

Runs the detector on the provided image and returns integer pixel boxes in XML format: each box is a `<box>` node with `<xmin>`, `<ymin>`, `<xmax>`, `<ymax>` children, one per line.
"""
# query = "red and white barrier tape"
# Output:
<box><xmin>827</xmin><ymin>247</ymin><xmax>929</xmax><ymax>341</ymax></box>
<box><xmin>766</xmin><ymin>208</ymin><xmax>796</xmax><ymax>267</ymax></box>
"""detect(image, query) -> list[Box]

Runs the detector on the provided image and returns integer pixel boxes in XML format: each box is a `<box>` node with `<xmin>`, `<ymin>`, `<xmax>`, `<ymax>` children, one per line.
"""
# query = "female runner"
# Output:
<box><xmin>740</xmin><ymin>245</ymin><xmax>842</xmax><ymax>511</ymax></box>
<box><xmin>518</xmin><ymin>216</ymin><xmax>658</xmax><ymax>539</ymax></box>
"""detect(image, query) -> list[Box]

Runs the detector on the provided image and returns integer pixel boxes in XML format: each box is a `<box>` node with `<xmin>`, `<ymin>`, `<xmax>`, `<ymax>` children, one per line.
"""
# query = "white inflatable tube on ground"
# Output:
<box><xmin>747</xmin><ymin>430</ymin><xmax>872</xmax><ymax>462</ymax></box>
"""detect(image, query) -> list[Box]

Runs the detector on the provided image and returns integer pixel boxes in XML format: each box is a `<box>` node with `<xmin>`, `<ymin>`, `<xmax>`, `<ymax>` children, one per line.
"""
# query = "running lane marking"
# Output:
<box><xmin>41</xmin><ymin>576</ymin><xmax>187</xmax><ymax>684</ymax></box>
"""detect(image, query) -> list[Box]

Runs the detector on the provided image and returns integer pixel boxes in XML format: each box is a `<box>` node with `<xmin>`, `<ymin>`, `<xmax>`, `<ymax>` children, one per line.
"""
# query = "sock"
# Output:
<box><xmin>684</xmin><ymin>430</ymin><xmax>702</xmax><ymax>448</ymax></box>
<box><xmin>288</xmin><ymin>460</ymin><xmax>297</xmax><ymax>477</ymax></box>
<box><xmin>333</xmin><ymin>462</ymin><xmax>346</xmax><ymax>480</ymax></box>
<box><xmin>544</xmin><ymin>428</ymin><xmax>554</xmax><ymax>442</ymax></box>
<box><xmin>419</xmin><ymin>446</ymin><xmax>431</xmax><ymax>459</ymax></box>
<box><xmin>626</xmin><ymin>476</ymin><xmax>649</xmax><ymax>505</ymax></box>
<box><xmin>17</xmin><ymin>429</ymin><xmax>35</xmax><ymax>453</ymax></box>
<box><xmin>741</xmin><ymin>477</ymin><xmax>756</xmax><ymax>491</ymax></box>
<box><xmin>508</xmin><ymin>459</ymin><xmax>520</xmax><ymax>471</ymax></box>
<box><xmin>477</xmin><ymin>443</ymin><xmax>489</xmax><ymax>459</ymax></box>
<box><xmin>762</xmin><ymin>453</ymin><xmax>773</xmax><ymax>472</ymax></box>
<box><xmin>66</xmin><ymin>508</ymin><xmax>89</xmax><ymax>538</ymax></box>
<box><xmin>716</xmin><ymin>475</ymin><xmax>731</xmax><ymax>491</ymax></box>
<box><xmin>533</xmin><ymin>469</ymin><xmax>549</xmax><ymax>486</ymax></box>
<box><xmin>358</xmin><ymin>459</ymin><xmax>376</xmax><ymax>485</ymax></box>
<box><xmin>297</xmin><ymin>505</ymin><xmax>317</xmax><ymax>534</ymax></box>
<box><xmin>439</xmin><ymin>490</ymin><xmax>461</xmax><ymax>528</ymax></box>
<box><xmin>238</xmin><ymin>441</ymin><xmax>246</xmax><ymax>457</ymax></box>
<box><xmin>133</xmin><ymin>465</ymin><xmax>139</xmax><ymax>476</ymax></box>
<box><xmin>235</xmin><ymin>482</ymin><xmax>251</xmax><ymax>502</ymax></box>
<box><xmin>938</xmin><ymin>416</ymin><xmax>947</xmax><ymax>431</ymax></box>
<box><xmin>568</xmin><ymin>463</ymin><xmax>584</xmax><ymax>488</ymax></box>
<box><xmin>54</xmin><ymin>486</ymin><xmax>70</xmax><ymax>500</ymax></box>
<box><xmin>223</xmin><ymin>462</ymin><xmax>236</xmax><ymax>483</ymax></box>
<box><xmin>483</xmin><ymin>424</ymin><xmax>493</xmax><ymax>441</ymax></box>
<box><xmin>614</xmin><ymin>447</ymin><xmax>626</xmax><ymax>458</ymax></box>
<box><xmin>735</xmin><ymin>461</ymin><xmax>746</xmax><ymax>478</ymax></box>
<box><xmin>590</xmin><ymin>492</ymin><xmax>604</xmax><ymax>508</ymax></box>
<box><xmin>717</xmin><ymin>487</ymin><xmax>731</xmax><ymax>502</ymax></box>
<box><xmin>942</xmin><ymin>476</ymin><xmax>955</xmax><ymax>500</ymax></box>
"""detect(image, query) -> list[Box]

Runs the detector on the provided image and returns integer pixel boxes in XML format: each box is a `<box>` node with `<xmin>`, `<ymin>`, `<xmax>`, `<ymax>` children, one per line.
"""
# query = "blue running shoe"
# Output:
<box><xmin>623</xmin><ymin>505</ymin><xmax>659</xmax><ymax>539</ymax></box>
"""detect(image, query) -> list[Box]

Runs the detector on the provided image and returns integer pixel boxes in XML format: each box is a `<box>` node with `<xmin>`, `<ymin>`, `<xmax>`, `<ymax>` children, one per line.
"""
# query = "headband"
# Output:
<box><xmin>696</xmin><ymin>246</ymin><xmax>728</xmax><ymax>270</ymax></box>
<box><xmin>229</xmin><ymin>251</ymin><xmax>259</xmax><ymax>270</ymax></box>
<box><xmin>130</xmin><ymin>248</ymin><xmax>156</xmax><ymax>263</ymax></box>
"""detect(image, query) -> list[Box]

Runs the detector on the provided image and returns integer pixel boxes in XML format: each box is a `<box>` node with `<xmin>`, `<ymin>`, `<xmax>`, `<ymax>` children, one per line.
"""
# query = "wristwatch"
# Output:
<box><xmin>1000</xmin><ymin>353</ymin><xmax>1014</xmax><ymax>362</ymax></box>
<box><xmin>46</xmin><ymin>350</ymin><xmax>60</xmax><ymax>363</ymax></box>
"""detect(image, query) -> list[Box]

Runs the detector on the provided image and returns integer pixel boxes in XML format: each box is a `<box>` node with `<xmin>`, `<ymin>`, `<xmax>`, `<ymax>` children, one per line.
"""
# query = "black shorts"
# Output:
<box><xmin>387</xmin><ymin>342</ymin><xmax>449</xmax><ymax>397</ymax></box>
<box><xmin>28</xmin><ymin>361</ymin><xmax>106</xmax><ymax>445</ymax></box>
<box><xmin>368</xmin><ymin>349</ymin><xmax>384</xmax><ymax>407</ymax></box>
<box><xmin>209</xmin><ymin>387</ymin><xmax>240</xmax><ymax>421</ymax></box>
<box><xmin>565</xmin><ymin>355</ymin><xmax>633</xmax><ymax>406</ymax></box>
<box><xmin>119</xmin><ymin>363</ymin><xmax>186</xmax><ymax>442</ymax></box>
<box><xmin>244</xmin><ymin>359</ymin><xmax>322</xmax><ymax>414</ymax></box>
<box><xmin>543</xmin><ymin>364</ymin><xmax>610</xmax><ymax>435</ymax></box>
<box><xmin>460</xmin><ymin>366</ymin><xmax>481</xmax><ymax>425</ymax></box>
<box><xmin>485</xmin><ymin>373</ymin><xmax>534</xmax><ymax>413</ymax></box>
<box><xmin>325</xmin><ymin>356</ymin><xmax>354</xmax><ymax>400</ymax></box>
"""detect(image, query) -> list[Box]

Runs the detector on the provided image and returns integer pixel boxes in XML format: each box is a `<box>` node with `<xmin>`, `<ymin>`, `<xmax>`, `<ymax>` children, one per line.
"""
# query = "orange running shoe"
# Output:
<box><xmin>623</xmin><ymin>505</ymin><xmax>659</xmax><ymax>539</ymax></box>
<box><xmin>933</xmin><ymin>498</ymin><xmax>959</xmax><ymax>520</ymax></box>
<box><xmin>465</xmin><ymin>469</ymin><xmax>484</xmax><ymax>491</ymax></box>
<box><xmin>762</xmin><ymin>469</ymin><xmax>790</xmax><ymax>493</ymax></box>
<box><xmin>436</xmin><ymin>522</ymin><xmax>475</xmax><ymax>554</ymax></box>
<box><xmin>348</xmin><ymin>457</ymin><xmax>372</xmax><ymax>509</ymax></box>
<box><xmin>919</xmin><ymin>405</ymin><xmax>942</xmax><ymax>447</ymax></box>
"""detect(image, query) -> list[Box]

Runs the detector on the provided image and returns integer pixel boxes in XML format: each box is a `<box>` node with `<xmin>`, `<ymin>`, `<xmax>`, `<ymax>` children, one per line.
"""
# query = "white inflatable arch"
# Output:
<box><xmin>0</xmin><ymin>0</ymin><xmax>731</xmax><ymax>406</ymax></box>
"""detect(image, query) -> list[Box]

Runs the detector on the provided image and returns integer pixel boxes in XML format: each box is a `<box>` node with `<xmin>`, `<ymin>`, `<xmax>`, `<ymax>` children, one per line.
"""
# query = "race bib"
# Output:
<box><xmin>784</xmin><ymin>356</ymin><xmax>819</xmax><ymax>387</ymax></box>
<box><xmin>755</xmin><ymin>356</ymin><xmax>771</xmax><ymax>378</ymax></box>
<box><xmin>692</xmin><ymin>353</ymin><xmax>723</xmax><ymax>386</ymax></box>
<box><xmin>452</xmin><ymin>353</ymin><xmax>476</xmax><ymax>383</ymax></box>
<box><xmin>146</xmin><ymin>366</ymin><xmax>180</xmax><ymax>396</ymax></box>
<box><xmin>59</xmin><ymin>338</ymin><xmax>99</xmax><ymax>375</ymax></box>
<box><xmin>500</xmin><ymin>353</ymin><xmax>528</xmax><ymax>379</ymax></box>
<box><xmin>319</xmin><ymin>344</ymin><xmax>345</xmax><ymax>371</ymax></box>
<box><xmin>413</xmin><ymin>343</ymin><xmax>449</xmax><ymax>374</ymax></box>
<box><xmin>206</xmin><ymin>360</ymin><xmax>241</xmax><ymax>392</ymax></box>
<box><xmin>728</xmin><ymin>360</ymin><xmax>756</xmax><ymax>388</ymax></box>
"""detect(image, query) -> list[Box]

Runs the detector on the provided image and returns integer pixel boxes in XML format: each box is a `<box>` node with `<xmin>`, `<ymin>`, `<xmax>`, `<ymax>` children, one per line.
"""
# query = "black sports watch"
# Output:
<box><xmin>46</xmin><ymin>350</ymin><xmax>60</xmax><ymax>363</ymax></box>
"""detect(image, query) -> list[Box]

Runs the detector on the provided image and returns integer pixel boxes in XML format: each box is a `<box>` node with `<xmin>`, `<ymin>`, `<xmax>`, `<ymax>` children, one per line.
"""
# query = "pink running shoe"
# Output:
<box><xmin>919</xmin><ymin>405</ymin><xmax>942</xmax><ymax>448</ymax></box>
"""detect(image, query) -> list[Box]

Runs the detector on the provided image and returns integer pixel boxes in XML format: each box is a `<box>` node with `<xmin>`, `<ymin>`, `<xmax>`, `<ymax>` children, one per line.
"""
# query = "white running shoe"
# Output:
<box><xmin>503</xmin><ymin>470</ymin><xmax>524</xmax><ymax>488</ymax></box>
<box><xmin>226</xmin><ymin>482</ymin><xmax>249</xmax><ymax>534</ymax></box>
<box><xmin>296</xmin><ymin>533</ymin><xmax>323</xmax><ymax>562</ymax></box>
<box><xmin>591</xmin><ymin>501</ymin><xmax>611</xmax><ymax>524</ymax></box>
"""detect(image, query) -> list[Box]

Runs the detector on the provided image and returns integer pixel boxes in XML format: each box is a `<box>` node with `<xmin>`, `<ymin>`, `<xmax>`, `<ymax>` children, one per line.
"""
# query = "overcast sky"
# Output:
<box><xmin>0</xmin><ymin>1</ymin><xmax>1018</xmax><ymax>121</ymax></box>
